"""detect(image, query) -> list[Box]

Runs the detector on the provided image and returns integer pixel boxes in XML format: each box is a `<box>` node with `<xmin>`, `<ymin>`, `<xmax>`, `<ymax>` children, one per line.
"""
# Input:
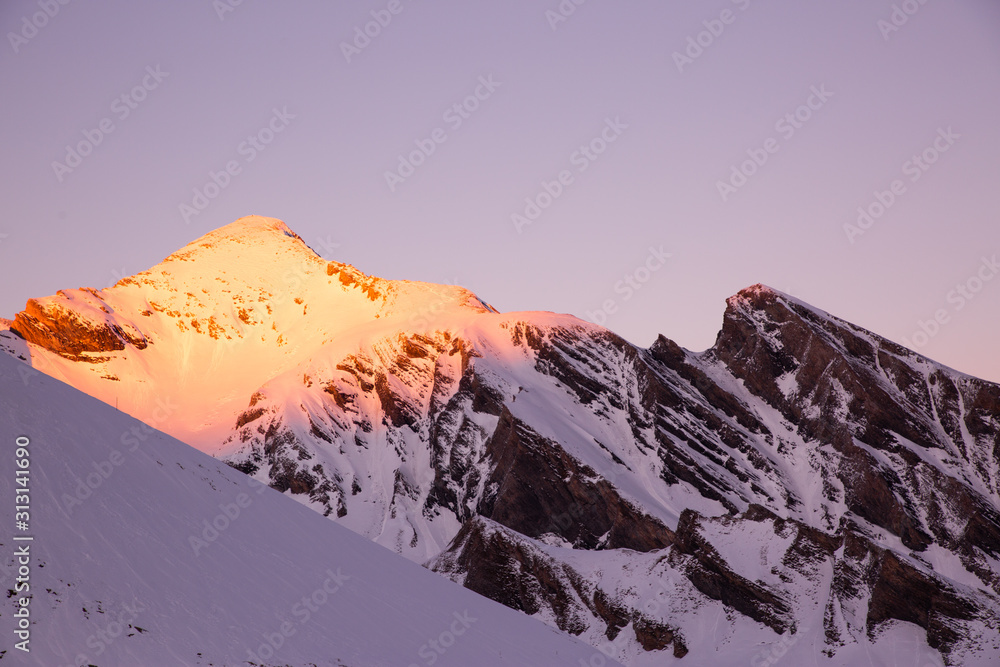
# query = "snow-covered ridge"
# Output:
<box><xmin>2</xmin><ymin>217</ymin><xmax>999</xmax><ymax>665</ymax></box>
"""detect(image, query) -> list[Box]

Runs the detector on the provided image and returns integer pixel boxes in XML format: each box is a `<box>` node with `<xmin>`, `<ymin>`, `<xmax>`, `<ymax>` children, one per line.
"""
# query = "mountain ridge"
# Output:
<box><xmin>2</xmin><ymin>216</ymin><xmax>998</xmax><ymax>665</ymax></box>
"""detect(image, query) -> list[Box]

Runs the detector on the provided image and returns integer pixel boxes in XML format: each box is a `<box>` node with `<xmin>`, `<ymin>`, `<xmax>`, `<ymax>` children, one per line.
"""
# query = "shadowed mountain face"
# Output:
<box><xmin>3</xmin><ymin>217</ymin><xmax>998</xmax><ymax>665</ymax></box>
<box><xmin>0</xmin><ymin>352</ymin><xmax>620</xmax><ymax>667</ymax></box>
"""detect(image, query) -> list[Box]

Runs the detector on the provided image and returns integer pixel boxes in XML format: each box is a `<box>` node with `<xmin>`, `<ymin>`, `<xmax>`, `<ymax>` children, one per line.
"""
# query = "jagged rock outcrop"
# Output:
<box><xmin>669</xmin><ymin>507</ymin><xmax>794</xmax><ymax>634</ymax></box>
<box><xmin>11</xmin><ymin>292</ymin><xmax>148</xmax><ymax>359</ymax></box>
<box><xmin>478</xmin><ymin>407</ymin><xmax>675</xmax><ymax>552</ymax></box>
<box><xmin>429</xmin><ymin>516</ymin><xmax>689</xmax><ymax>659</ymax></box>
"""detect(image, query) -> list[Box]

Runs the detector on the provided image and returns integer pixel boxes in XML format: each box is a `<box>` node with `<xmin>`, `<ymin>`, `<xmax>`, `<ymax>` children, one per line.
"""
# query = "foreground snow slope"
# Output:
<box><xmin>0</xmin><ymin>352</ymin><xmax>617</xmax><ymax>666</ymax></box>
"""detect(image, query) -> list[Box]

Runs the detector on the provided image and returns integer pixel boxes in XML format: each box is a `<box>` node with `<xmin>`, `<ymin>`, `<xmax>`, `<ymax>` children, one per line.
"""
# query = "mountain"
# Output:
<box><xmin>3</xmin><ymin>215</ymin><xmax>999</xmax><ymax>665</ymax></box>
<box><xmin>0</xmin><ymin>351</ymin><xmax>618</xmax><ymax>666</ymax></box>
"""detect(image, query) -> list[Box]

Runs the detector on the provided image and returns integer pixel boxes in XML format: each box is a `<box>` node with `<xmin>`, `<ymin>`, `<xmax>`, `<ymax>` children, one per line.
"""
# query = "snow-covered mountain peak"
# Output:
<box><xmin>179</xmin><ymin>213</ymin><xmax>303</xmax><ymax>246</ymax></box>
<box><xmin>726</xmin><ymin>283</ymin><xmax>829</xmax><ymax>320</ymax></box>
<box><xmin>129</xmin><ymin>215</ymin><xmax>493</xmax><ymax>326</ymax></box>
<box><xmin>152</xmin><ymin>215</ymin><xmax>317</xmax><ymax>279</ymax></box>
<box><xmin>130</xmin><ymin>215</ymin><xmax>328</xmax><ymax>294</ymax></box>
<box><xmin>729</xmin><ymin>282</ymin><xmax>785</xmax><ymax>301</ymax></box>
<box><xmin>4</xmin><ymin>220</ymin><xmax>999</xmax><ymax>665</ymax></box>
<box><xmin>2</xmin><ymin>217</ymin><xmax>499</xmax><ymax>449</ymax></box>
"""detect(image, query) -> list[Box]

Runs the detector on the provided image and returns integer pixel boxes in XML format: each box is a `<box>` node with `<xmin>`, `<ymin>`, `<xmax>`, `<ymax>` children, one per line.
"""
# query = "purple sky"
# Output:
<box><xmin>2</xmin><ymin>0</ymin><xmax>999</xmax><ymax>381</ymax></box>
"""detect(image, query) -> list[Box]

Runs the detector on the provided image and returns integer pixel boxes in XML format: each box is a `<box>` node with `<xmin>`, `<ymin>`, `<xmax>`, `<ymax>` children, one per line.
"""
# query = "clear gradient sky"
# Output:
<box><xmin>1</xmin><ymin>0</ymin><xmax>998</xmax><ymax>381</ymax></box>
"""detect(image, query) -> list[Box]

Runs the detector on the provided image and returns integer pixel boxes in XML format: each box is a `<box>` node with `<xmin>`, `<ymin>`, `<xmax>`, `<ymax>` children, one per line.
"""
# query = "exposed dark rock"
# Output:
<box><xmin>670</xmin><ymin>508</ymin><xmax>793</xmax><ymax>634</ymax></box>
<box><xmin>235</xmin><ymin>407</ymin><xmax>266</xmax><ymax>429</ymax></box>
<box><xmin>649</xmin><ymin>334</ymin><xmax>766</xmax><ymax>435</ymax></box>
<box><xmin>12</xmin><ymin>297</ymin><xmax>148</xmax><ymax>359</ymax></box>
<box><xmin>865</xmin><ymin>547</ymin><xmax>978</xmax><ymax>652</ymax></box>
<box><xmin>633</xmin><ymin>615</ymin><xmax>685</xmax><ymax>656</ymax></box>
<box><xmin>431</xmin><ymin>517</ymin><xmax>592</xmax><ymax>636</ymax></box>
<box><xmin>593</xmin><ymin>589</ymin><xmax>630</xmax><ymax>640</ymax></box>
<box><xmin>835</xmin><ymin>439</ymin><xmax>933</xmax><ymax>551</ymax></box>
<box><xmin>478</xmin><ymin>407</ymin><xmax>674</xmax><ymax>552</ymax></box>
<box><xmin>433</xmin><ymin>517</ymin><xmax>689</xmax><ymax>657</ymax></box>
<box><xmin>712</xmin><ymin>285</ymin><xmax>940</xmax><ymax>452</ymax></box>
<box><xmin>375</xmin><ymin>371</ymin><xmax>419</xmax><ymax>429</ymax></box>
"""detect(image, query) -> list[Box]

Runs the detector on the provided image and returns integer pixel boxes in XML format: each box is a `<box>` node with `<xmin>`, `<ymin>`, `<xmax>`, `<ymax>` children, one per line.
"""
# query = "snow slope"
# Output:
<box><xmin>0</xmin><ymin>352</ymin><xmax>618</xmax><ymax>666</ymax></box>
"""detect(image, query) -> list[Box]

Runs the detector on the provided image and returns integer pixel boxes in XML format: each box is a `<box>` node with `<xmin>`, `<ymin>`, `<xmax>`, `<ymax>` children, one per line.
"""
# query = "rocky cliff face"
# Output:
<box><xmin>711</xmin><ymin>286</ymin><xmax>1000</xmax><ymax>564</ymax></box>
<box><xmin>11</xmin><ymin>291</ymin><xmax>149</xmax><ymax>360</ymax></box>
<box><xmin>476</xmin><ymin>407</ymin><xmax>675</xmax><ymax>553</ymax></box>
<box><xmin>3</xmin><ymin>219</ymin><xmax>998</xmax><ymax>666</ymax></box>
